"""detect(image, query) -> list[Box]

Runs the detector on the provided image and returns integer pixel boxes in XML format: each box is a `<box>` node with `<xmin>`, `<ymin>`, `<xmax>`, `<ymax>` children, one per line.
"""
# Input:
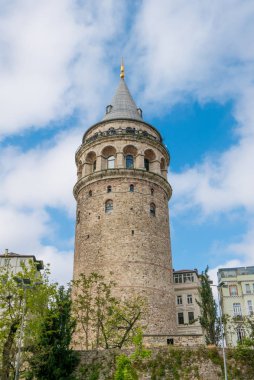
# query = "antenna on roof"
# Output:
<box><xmin>120</xmin><ymin>57</ymin><xmax>125</xmax><ymax>79</ymax></box>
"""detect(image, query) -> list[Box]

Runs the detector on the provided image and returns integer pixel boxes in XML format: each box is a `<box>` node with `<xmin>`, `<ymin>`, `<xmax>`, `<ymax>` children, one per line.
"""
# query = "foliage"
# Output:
<box><xmin>27</xmin><ymin>285</ymin><xmax>79</xmax><ymax>380</ymax></box>
<box><xmin>228</xmin><ymin>317</ymin><xmax>254</xmax><ymax>379</ymax></box>
<box><xmin>0</xmin><ymin>260</ymin><xmax>56</xmax><ymax>380</ymax></box>
<box><xmin>76</xmin><ymin>362</ymin><xmax>101</xmax><ymax>380</ymax></box>
<box><xmin>196</xmin><ymin>266</ymin><xmax>221</xmax><ymax>345</ymax></box>
<box><xmin>72</xmin><ymin>272</ymin><xmax>144</xmax><ymax>350</ymax></box>
<box><xmin>114</xmin><ymin>329</ymin><xmax>151</xmax><ymax>380</ymax></box>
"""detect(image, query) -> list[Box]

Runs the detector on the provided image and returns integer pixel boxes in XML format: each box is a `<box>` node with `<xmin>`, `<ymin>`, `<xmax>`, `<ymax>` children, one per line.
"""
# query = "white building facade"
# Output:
<box><xmin>218</xmin><ymin>266</ymin><xmax>254</xmax><ymax>346</ymax></box>
<box><xmin>0</xmin><ymin>249</ymin><xmax>44</xmax><ymax>274</ymax></box>
<box><xmin>173</xmin><ymin>269</ymin><xmax>203</xmax><ymax>337</ymax></box>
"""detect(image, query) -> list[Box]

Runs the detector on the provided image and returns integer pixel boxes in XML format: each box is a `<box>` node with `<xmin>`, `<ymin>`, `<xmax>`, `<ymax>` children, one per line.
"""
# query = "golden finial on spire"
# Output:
<box><xmin>120</xmin><ymin>57</ymin><xmax>125</xmax><ymax>79</ymax></box>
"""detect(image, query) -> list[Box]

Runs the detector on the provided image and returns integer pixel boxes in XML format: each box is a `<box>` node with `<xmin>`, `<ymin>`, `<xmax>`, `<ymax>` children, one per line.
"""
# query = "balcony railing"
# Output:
<box><xmin>84</xmin><ymin>127</ymin><xmax>161</xmax><ymax>145</ymax></box>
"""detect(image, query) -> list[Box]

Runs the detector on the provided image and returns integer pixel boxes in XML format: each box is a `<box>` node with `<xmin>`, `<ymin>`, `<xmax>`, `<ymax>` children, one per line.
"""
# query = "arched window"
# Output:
<box><xmin>130</xmin><ymin>184</ymin><xmax>134</xmax><ymax>192</ymax></box>
<box><xmin>107</xmin><ymin>156</ymin><xmax>115</xmax><ymax>169</ymax></box>
<box><xmin>144</xmin><ymin>149</ymin><xmax>155</xmax><ymax>172</ymax></box>
<box><xmin>126</xmin><ymin>155</ymin><xmax>134</xmax><ymax>169</ymax></box>
<box><xmin>150</xmin><ymin>203</ymin><xmax>156</xmax><ymax>216</ymax></box>
<box><xmin>144</xmin><ymin>158</ymin><xmax>150</xmax><ymax>171</ymax></box>
<box><xmin>105</xmin><ymin>200</ymin><xmax>113</xmax><ymax>213</ymax></box>
<box><xmin>107</xmin><ymin>185</ymin><xmax>112</xmax><ymax>193</ymax></box>
<box><xmin>89</xmin><ymin>190</ymin><xmax>92</xmax><ymax>197</ymax></box>
<box><xmin>85</xmin><ymin>151</ymin><xmax>96</xmax><ymax>175</ymax></box>
<box><xmin>151</xmin><ymin>188</ymin><xmax>154</xmax><ymax>196</ymax></box>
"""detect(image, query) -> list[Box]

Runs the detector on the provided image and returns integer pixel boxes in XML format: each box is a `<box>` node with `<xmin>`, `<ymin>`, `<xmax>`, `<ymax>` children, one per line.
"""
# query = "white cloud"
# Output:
<box><xmin>0</xmin><ymin>128</ymin><xmax>79</xmax><ymax>284</ymax></box>
<box><xmin>0</xmin><ymin>0</ymin><xmax>126</xmax><ymax>137</ymax></box>
<box><xmin>0</xmin><ymin>206</ymin><xmax>74</xmax><ymax>285</ymax></box>
<box><xmin>37</xmin><ymin>245</ymin><xmax>74</xmax><ymax>285</ymax></box>
<box><xmin>0</xmin><ymin>128</ymin><xmax>79</xmax><ymax>213</ymax></box>
<box><xmin>125</xmin><ymin>1</ymin><xmax>254</xmax><ymax>217</ymax></box>
<box><xmin>0</xmin><ymin>206</ymin><xmax>49</xmax><ymax>251</ymax></box>
<box><xmin>128</xmin><ymin>0</ymin><xmax>254</xmax><ymax>109</ymax></box>
<box><xmin>170</xmin><ymin>134</ymin><xmax>254</xmax><ymax>215</ymax></box>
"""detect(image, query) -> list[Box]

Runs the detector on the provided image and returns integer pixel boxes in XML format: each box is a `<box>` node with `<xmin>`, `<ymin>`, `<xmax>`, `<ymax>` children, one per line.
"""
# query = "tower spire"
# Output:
<box><xmin>120</xmin><ymin>57</ymin><xmax>124</xmax><ymax>79</ymax></box>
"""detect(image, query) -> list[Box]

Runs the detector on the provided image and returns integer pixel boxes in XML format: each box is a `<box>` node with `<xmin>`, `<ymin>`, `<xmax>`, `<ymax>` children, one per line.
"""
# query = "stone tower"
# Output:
<box><xmin>73</xmin><ymin>65</ymin><xmax>176</xmax><ymax>345</ymax></box>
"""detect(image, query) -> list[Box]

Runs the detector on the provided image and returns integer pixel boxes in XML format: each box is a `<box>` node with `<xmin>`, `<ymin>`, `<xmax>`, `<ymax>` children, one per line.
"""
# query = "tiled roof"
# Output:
<box><xmin>0</xmin><ymin>252</ymin><xmax>36</xmax><ymax>259</ymax></box>
<box><xmin>102</xmin><ymin>78</ymin><xmax>142</xmax><ymax>122</ymax></box>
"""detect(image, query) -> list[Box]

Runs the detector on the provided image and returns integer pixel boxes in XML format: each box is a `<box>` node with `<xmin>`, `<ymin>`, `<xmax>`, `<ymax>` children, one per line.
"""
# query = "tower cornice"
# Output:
<box><xmin>73</xmin><ymin>168</ymin><xmax>172</xmax><ymax>200</ymax></box>
<box><xmin>82</xmin><ymin>118</ymin><xmax>163</xmax><ymax>144</ymax></box>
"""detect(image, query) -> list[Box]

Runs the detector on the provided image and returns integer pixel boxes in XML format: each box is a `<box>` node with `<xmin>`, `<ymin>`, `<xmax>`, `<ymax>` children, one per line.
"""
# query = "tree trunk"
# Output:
<box><xmin>1</xmin><ymin>320</ymin><xmax>19</xmax><ymax>380</ymax></box>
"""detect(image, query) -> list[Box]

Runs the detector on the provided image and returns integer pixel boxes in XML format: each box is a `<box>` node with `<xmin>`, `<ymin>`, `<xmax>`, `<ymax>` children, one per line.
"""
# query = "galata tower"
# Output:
<box><xmin>73</xmin><ymin>63</ymin><xmax>176</xmax><ymax>345</ymax></box>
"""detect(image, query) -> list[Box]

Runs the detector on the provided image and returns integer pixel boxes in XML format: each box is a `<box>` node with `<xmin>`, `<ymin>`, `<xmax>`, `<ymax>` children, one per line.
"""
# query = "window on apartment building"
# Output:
<box><xmin>229</xmin><ymin>285</ymin><xmax>238</xmax><ymax>296</ymax></box>
<box><xmin>178</xmin><ymin>312</ymin><xmax>184</xmax><ymax>325</ymax></box>
<box><xmin>177</xmin><ymin>295</ymin><xmax>182</xmax><ymax>305</ymax></box>
<box><xmin>174</xmin><ymin>274</ymin><xmax>183</xmax><ymax>283</ymax></box>
<box><xmin>4</xmin><ymin>258</ymin><xmax>10</xmax><ymax>267</ymax></box>
<box><xmin>247</xmin><ymin>300</ymin><xmax>253</xmax><ymax>315</ymax></box>
<box><xmin>233</xmin><ymin>303</ymin><xmax>242</xmax><ymax>317</ymax></box>
<box><xmin>187</xmin><ymin>294</ymin><xmax>193</xmax><ymax>304</ymax></box>
<box><xmin>236</xmin><ymin>326</ymin><xmax>245</xmax><ymax>342</ymax></box>
<box><xmin>183</xmin><ymin>273</ymin><xmax>194</xmax><ymax>283</ymax></box>
<box><xmin>188</xmin><ymin>311</ymin><xmax>194</xmax><ymax>324</ymax></box>
<box><xmin>245</xmin><ymin>284</ymin><xmax>251</xmax><ymax>294</ymax></box>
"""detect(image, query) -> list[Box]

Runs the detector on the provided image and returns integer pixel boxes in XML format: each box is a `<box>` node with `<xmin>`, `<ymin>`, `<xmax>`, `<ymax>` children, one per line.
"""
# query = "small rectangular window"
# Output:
<box><xmin>233</xmin><ymin>303</ymin><xmax>242</xmax><ymax>317</ymax></box>
<box><xmin>4</xmin><ymin>258</ymin><xmax>10</xmax><ymax>267</ymax></box>
<box><xmin>229</xmin><ymin>285</ymin><xmax>238</xmax><ymax>296</ymax></box>
<box><xmin>247</xmin><ymin>300</ymin><xmax>253</xmax><ymax>315</ymax></box>
<box><xmin>174</xmin><ymin>274</ymin><xmax>183</xmax><ymax>283</ymax></box>
<box><xmin>183</xmin><ymin>273</ymin><xmax>194</xmax><ymax>282</ymax></box>
<box><xmin>245</xmin><ymin>284</ymin><xmax>251</xmax><ymax>294</ymax></box>
<box><xmin>177</xmin><ymin>296</ymin><xmax>182</xmax><ymax>305</ymax></box>
<box><xmin>178</xmin><ymin>312</ymin><xmax>184</xmax><ymax>325</ymax></box>
<box><xmin>188</xmin><ymin>311</ymin><xmax>194</xmax><ymax>324</ymax></box>
<box><xmin>187</xmin><ymin>294</ymin><xmax>193</xmax><ymax>304</ymax></box>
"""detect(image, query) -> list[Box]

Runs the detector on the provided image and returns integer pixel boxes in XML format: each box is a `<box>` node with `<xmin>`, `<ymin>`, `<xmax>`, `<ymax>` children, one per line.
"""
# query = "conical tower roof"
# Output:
<box><xmin>102</xmin><ymin>65</ymin><xmax>142</xmax><ymax>122</ymax></box>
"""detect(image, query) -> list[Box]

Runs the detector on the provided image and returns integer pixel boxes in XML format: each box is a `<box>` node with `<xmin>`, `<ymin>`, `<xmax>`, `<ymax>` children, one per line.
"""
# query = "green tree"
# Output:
<box><xmin>72</xmin><ymin>272</ymin><xmax>145</xmax><ymax>350</ymax></box>
<box><xmin>196</xmin><ymin>266</ymin><xmax>221</xmax><ymax>345</ymax></box>
<box><xmin>114</xmin><ymin>329</ymin><xmax>151</xmax><ymax>380</ymax></box>
<box><xmin>27</xmin><ymin>285</ymin><xmax>79</xmax><ymax>380</ymax></box>
<box><xmin>0</xmin><ymin>261</ymin><xmax>56</xmax><ymax>380</ymax></box>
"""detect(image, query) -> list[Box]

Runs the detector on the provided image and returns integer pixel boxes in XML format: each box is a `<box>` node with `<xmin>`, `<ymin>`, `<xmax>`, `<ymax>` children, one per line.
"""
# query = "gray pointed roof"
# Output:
<box><xmin>102</xmin><ymin>78</ymin><xmax>143</xmax><ymax>122</ymax></box>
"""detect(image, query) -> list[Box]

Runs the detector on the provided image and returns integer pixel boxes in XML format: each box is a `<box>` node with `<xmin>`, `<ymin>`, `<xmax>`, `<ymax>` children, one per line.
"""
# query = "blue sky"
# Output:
<box><xmin>0</xmin><ymin>0</ymin><xmax>254</xmax><ymax>284</ymax></box>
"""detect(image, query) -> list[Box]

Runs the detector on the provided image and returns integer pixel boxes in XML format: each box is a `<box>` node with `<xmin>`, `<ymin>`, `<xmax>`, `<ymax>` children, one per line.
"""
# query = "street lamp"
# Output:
<box><xmin>14</xmin><ymin>277</ymin><xmax>42</xmax><ymax>380</ymax></box>
<box><xmin>210</xmin><ymin>282</ymin><xmax>228</xmax><ymax>380</ymax></box>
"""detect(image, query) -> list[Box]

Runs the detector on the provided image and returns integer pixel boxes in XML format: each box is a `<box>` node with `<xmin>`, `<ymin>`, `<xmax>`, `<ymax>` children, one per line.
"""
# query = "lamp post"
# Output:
<box><xmin>211</xmin><ymin>283</ymin><xmax>228</xmax><ymax>380</ymax></box>
<box><xmin>14</xmin><ymin>278</ymin><xmax>42</xmax><ymax>380</ymax></box>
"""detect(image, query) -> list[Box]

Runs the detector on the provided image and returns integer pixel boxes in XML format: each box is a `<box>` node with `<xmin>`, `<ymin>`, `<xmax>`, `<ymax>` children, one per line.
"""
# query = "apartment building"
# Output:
<box><xmin>218</xmin><ymin>266</ymin><xmax>254</xmax><ymax>346</ymax></box>
<box><xmin>173</xmin><ymin>269</ymin><xmax>203</xmax><ymax>337</ymax></box>
<box><xmin>0</xmin><ymin>249</ymin><xmax>44</xmax><ymax>274</ymax></box>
